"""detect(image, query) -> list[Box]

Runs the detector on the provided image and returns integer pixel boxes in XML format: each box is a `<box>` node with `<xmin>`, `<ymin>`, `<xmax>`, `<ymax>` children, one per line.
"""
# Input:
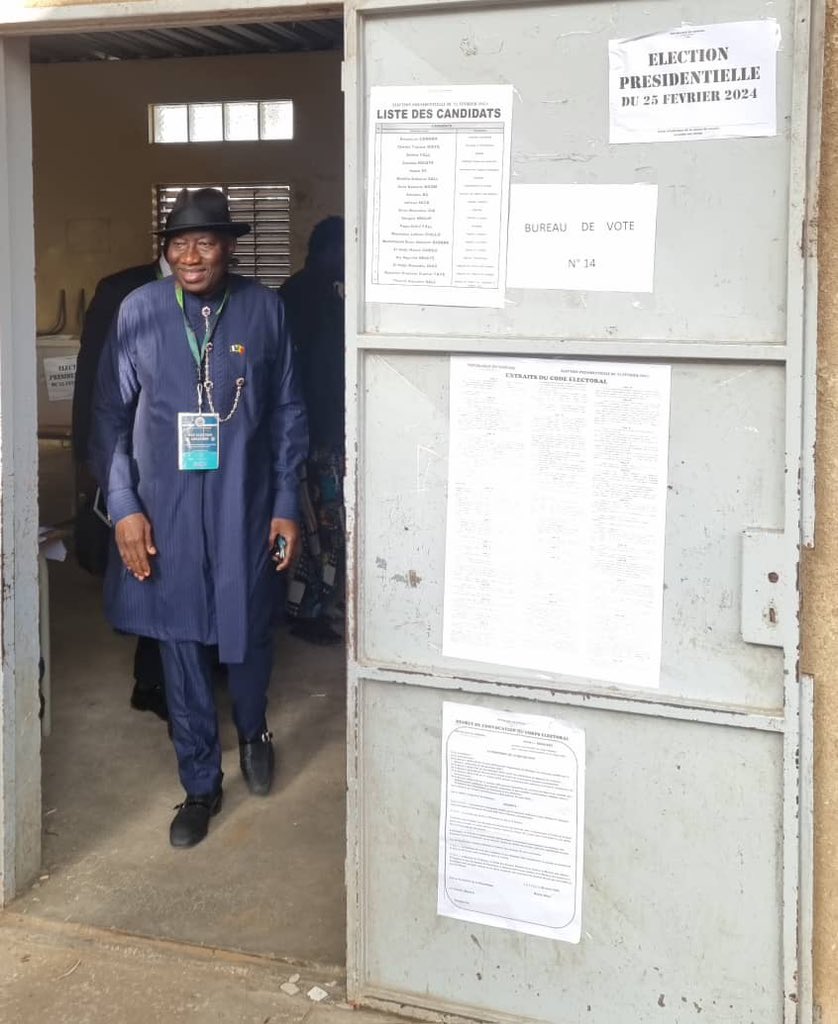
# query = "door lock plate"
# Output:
<box><xmin>741</xmin><ymin>529</ymin><xmax>791</xmax><ymax>648</ymax></box>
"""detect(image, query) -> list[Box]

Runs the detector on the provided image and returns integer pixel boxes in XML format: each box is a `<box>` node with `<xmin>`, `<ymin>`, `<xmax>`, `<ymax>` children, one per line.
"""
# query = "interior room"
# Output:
<box><xmin>22</xmin><ymin>16</ymin><xmax>348</xmax><ymax>968</ymax></box>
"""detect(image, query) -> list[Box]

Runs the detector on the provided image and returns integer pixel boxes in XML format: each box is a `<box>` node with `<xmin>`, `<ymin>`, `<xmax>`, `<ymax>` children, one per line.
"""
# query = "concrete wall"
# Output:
<box><xmin>30</xmin><ymin>49</ymin><xmax>342</xmax><ymax>330</ymax></box>
<box><xmin>805</xmin><ymin>2</ymin><xmax>838</xmax><ymax>1021</ymax></box>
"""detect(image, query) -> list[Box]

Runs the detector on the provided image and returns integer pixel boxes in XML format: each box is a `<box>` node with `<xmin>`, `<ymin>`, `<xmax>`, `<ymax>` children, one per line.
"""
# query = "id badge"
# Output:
<box><xmin>178</xmin><ymin>412</ymin><xmax>220</xmax><ymax>471</ymax></box>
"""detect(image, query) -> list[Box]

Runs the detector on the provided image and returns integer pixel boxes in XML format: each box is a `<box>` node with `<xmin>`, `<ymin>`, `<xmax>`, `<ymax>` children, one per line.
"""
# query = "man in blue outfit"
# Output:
<box><xmin>92</xmin><ymin>188</ymin><xmax>308</xmax><ymax>847</ymax></box>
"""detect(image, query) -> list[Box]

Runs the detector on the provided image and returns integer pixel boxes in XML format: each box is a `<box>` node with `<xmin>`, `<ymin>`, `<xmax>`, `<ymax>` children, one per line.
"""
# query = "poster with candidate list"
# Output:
<box><xmin>367</xmin><ymin>84</ymin><xmax>513</xmax><ymax>307</ymax></box>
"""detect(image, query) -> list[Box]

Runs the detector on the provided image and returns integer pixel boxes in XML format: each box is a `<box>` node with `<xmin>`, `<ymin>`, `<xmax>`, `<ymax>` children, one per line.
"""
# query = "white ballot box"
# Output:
<box><xmin>36</xmin><ymin>334</ymin><xmax>79</xmax><ymax>435</ymax></box>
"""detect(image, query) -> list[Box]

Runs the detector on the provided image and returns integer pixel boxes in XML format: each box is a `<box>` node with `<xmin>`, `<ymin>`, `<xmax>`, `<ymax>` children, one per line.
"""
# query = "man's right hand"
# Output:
<box><xmin>115</xmin><ymin>513</ymin><xmax>157</xmax><ymax>581</ymax></box>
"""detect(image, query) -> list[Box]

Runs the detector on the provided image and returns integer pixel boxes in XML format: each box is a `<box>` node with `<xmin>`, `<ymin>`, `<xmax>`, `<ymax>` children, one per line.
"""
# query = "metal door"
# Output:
<box><xmin>344</xmin><ymin>1</ymin><xmax>819</xmax><ymax>1021</ymax></box>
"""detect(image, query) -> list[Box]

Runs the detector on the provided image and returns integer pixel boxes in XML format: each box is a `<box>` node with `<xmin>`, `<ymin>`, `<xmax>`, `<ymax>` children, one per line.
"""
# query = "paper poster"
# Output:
<box><xmin>438</xmin><ymin>702</ymin><xmax>585</xmax><ymax>944</ymax></box>
<box><xmin>43</xmin><ymin>355</ymin><xmax>77</xmax><ymax>402</ymax></box>
<box><xmin>367</xmin><ymin>84</ymin><xmax>514</xmax><ymax>307</ymax></box>
<box><xmin>442</xmin><ymin>357</ymin><xmax>671</xmax><ymax>689</ymax></box>
<box><xmin>507</xmin><ymin>184</ymin><xmax>658</xmax><ymax>292</ymax></box>
<box><xmin>609</xmin><ymin>20</ymin><xmax>781</xmax><ymax>144</ymax></box>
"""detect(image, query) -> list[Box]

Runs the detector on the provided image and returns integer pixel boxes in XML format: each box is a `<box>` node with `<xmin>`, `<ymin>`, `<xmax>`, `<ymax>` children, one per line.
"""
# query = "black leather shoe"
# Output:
<box><xmin>130</xmin><ymin>680</ymin><xmax>169</xmax><ymax>722</ymax></box>
<box><xmin>239</xmin><ymin>733</ymin><xmax>275</xmax><ymax>796</ymax></box>
<box><xmin>290</xmin><ymin>618</ymin><xmax>343</xmax><ymax>646</ymax></box>
<box><xmin>169</xmin><ymin>790</ymin><xmax>222</xmax><ymax>848</ymax></box>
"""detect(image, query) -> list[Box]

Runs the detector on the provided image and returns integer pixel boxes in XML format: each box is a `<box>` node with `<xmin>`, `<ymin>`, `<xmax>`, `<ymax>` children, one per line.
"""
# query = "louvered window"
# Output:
<box><xmin>153</xmin><ymin>183</ymin><xmax>292</xmax><ymax>288</ymax></box>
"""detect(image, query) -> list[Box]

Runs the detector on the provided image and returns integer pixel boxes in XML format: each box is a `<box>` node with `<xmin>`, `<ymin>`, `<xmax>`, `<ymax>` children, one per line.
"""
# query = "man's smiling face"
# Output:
<box><xmin>166</xmin><ymin>230</ymin><xmax>236</xmax><ymax>296</ymax></box>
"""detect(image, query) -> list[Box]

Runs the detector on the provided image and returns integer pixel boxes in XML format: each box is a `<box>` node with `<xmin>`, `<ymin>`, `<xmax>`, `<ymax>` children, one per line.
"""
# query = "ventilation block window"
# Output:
<box><xmin>150</xmin><ymin>101</ymin><xmax>294</xmax><ymax>143</ymax></box>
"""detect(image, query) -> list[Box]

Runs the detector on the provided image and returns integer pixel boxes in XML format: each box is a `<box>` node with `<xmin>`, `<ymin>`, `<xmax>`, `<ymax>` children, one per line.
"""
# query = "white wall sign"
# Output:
<box><xmin>442</xmin><ymin>356</ymin><xmax>671</xmax><ymax>690</ymax></box>
<box><xmin>43</xmin><ymin>355</ymin><xmax>77</xmax><ymax>402</ymax></box>
<box><xmin>609</xmin><ymin>20</ymin><xmax>781</xmax><ymax>144</ymax></box>
<box><xmin>507</xmin><ymin>183</ymin><xmax>658</xmax><ymax>292</ymax></box>
<box><xmin>367</xmin><ymin>84</ymin><xmax>513</xmax><ymax>308</ymax></box>
<box><xmin>438</xmin><ymin>702</ymin><xmax>585</xmax><ymax>944</ymax></box>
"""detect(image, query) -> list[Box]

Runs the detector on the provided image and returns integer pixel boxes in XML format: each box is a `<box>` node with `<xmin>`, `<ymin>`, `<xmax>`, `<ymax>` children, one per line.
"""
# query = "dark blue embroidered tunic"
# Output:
<box><xmin>91</xmin><ymin>274</ymin><xmax>308</xmax><ymax>663</ymax></box>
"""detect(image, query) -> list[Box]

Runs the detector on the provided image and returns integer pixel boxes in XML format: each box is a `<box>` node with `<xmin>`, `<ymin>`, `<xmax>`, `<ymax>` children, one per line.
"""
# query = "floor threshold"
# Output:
<box><xmin>0</xmin><ymin>909</ymin><xmax>410</xmax><ymax>1023</ymax></box>
<box><xmin>0</xmin><ymin>909</ymin><xmax>345</xmax><ymax>980</ymax></box>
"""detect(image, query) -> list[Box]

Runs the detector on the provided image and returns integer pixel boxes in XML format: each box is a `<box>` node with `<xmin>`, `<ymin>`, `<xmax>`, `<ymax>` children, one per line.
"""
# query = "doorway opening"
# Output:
<box><xmin>24</xmin><ymin>12</ymin><xmax>348</xmax><ymax>969</ymax></box>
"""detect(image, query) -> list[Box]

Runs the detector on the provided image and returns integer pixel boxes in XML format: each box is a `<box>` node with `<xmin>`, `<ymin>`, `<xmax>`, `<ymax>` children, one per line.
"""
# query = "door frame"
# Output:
<box><xmin>0</xmin><ymin>34</ymin><xmax>40</xmax><ymax>905</ymax></box>
<box><xmin>0</xmin><ymin>0</ymin><xmax>344</xmax><ymax>903</ymax></box>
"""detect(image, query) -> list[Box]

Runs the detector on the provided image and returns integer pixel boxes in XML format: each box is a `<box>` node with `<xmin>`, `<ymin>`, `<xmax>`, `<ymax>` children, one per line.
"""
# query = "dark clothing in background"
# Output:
<box><xmin>285</xmin><ymin>446</ymin><xmax>344</xmax><ymax>624</ymax></box>
<box><xmin>133</xmin><ymin>635</ymin><xmax>165</xmax><ymax>694</ymax></box>
<box><xmin>72</xmin><ymin>262</ymin><xmax>159</xmax><ymax>464</ymax></box>
<box><xmin>280</xmin><ymin>269</ymin><xmax>345</xmax><ymax>450</ymax></box>
<box><xmin>280</xmin><ymin>264</ymin><xmax>345</xmax><ymax>635</ymax></box>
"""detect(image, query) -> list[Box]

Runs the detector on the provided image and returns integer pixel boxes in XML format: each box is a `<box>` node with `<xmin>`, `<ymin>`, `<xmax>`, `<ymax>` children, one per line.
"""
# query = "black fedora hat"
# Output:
<box><xmin>156</xmin><ymin>187</ymin><xmax>250</xmax><ymax>239</ymax></box>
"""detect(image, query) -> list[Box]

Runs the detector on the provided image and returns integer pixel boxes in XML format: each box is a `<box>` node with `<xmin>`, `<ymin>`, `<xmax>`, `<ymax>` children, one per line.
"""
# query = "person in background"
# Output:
<box><xmin>91</xmin><ymin>188</ymin><xmax>307</xmax><ymax>847</ymax></box>
<box><xmin>280</xmin><ymin>217</ymin><xmax>346</xmax><ymax>646</ymax></box>
<box><xmin>72</xmin><ymin>251</ymin><xmax>171</xmax><ymax>721</ymax></box>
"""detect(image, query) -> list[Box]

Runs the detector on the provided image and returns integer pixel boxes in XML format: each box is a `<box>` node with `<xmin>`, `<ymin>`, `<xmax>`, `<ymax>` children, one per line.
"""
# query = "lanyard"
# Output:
<box><xmin>175</xmin><ymin>284</ymin><xmax>230</xmax><ymax>368</ymax></box>
<box><xmin>173</xmin><ymin>283</ymin><xmax>244</xmax><ymax>422</ymax></box>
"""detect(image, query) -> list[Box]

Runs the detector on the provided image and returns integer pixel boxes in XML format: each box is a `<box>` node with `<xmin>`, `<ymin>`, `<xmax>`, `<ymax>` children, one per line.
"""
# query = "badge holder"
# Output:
<box><xmin>176</xmin><ymin>289</ymin><xmax>243</xmax><ymax>472</ymax></box>
<box><xmin>178</xmin><ymin>412</ymin><xmax>220</xmax><ymax>471</ymax></box>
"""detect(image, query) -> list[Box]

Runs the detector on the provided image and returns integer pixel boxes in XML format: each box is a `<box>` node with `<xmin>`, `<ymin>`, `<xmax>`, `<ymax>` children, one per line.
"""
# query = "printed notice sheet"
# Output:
<box><xmin>507</xmin><ymin>184</ymin><xmax>658</xmax><ymax>292</ymax></box>
<box><xmin>442</xmin><ymin>357</ymin><xmax>671</xmax><ymax>689</ymax></box>
<box><xmin>609</xmin><ymin>20</ymin><xmax>781</xmax><ymax>143</ymax></box>
<box><xmin>43</xmin><ymin>355</ymin><xmax>77</xmax><ymax>402</ymax></box>
<box><xmin>438</xmin><ymin>702</ymin><xmax>585</xmax><ymax>944</ymax></box>
<box><xmin>367</xmin><ymin>85</ymin><xmax>513</xmax><ymax>307</ymax></box>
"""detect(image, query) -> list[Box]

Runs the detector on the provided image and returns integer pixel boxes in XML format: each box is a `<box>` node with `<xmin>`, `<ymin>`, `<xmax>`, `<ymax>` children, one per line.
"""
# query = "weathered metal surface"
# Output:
<box><xmin>740</xmin><ymin>529</ymin><xmax>791</xmax><ymax>647</ymax></box>
<box><xmin>0</xmin><ymin>37</ymin><xmax>42</xmax><ymax>903</ymax></box>
<box><xmin>360</xmin><ymin>0</ymin><xmax>796</xmax><ymax>345</ymax></box>
<box><xmin>359</xmin><ymin>354</ymin><xmax>786</xmax><ymax>709</ymax></box>
<box><xmin>344</xmin><ymin>0</ymin><xmax>817</xmax><ymax>1021</ymax></box>
<box><xmin>356</xmin><ymin>680</ymin><xmax>783</xmax><ymax>1023</ymax></box>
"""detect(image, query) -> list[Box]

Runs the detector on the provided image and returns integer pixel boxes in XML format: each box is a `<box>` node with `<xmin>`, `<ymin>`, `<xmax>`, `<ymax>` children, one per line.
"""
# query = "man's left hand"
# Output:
<box><xmin>269</xmin><ymin>517</ymin><xmax>300</xmax><ymax>573</ymax></box>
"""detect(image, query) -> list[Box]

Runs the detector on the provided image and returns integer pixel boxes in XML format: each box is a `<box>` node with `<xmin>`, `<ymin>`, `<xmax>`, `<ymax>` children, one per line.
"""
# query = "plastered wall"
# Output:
<box><xmin>804</xmin><ymin>2</ymin><xmax>838</xmax><ymax>1019</ymax></box>
<box><xmin>30</xmin><ymin>49</ymin><xmax>343</xmax><ymax>331</ymax></box>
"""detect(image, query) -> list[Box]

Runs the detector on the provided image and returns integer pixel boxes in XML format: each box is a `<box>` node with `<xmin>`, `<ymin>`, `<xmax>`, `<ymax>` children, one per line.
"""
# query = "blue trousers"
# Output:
<box><xmin>160</xmin><ymin>636</ymin><xmax>273</xmax><ymax>797</ymax></box>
